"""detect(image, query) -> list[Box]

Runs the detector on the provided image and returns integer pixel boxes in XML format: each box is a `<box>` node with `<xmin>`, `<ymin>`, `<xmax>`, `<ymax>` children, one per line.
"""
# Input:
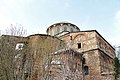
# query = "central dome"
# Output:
<box><xmin>46</xmin><ymin>22</ymin><xmax>80</xmax><ymax>37</ymax></box>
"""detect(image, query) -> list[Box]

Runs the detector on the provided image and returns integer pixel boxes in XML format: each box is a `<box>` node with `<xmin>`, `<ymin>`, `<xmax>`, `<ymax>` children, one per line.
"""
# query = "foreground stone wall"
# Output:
<box><xmin>0</xmin><ymin>35</ymin><xmax>29</xmax><ymax>80</ymax></box>
<box><xmin>49</xmin><ymin>49</ymin><xmax>83</xmax><ymax>80</ymax></box>
<box><xmin>27</xmin><ymin>34</ymin><xmax>65</xmax><ymax>80</ymax></box>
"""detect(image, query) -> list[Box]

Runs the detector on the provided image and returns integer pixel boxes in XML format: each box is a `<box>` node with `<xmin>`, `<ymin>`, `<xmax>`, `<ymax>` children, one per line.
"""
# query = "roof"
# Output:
<box><xmin>1</xmin><ymin>35</ymin><xmax>26</xmax><ymax>38</ymax></box>
<box><xmin>82</xmin><ymin>30</ymin><xmax>115</xmax><ymax>50</ymax></box>
<box><xmin>27</xmin><ymin>34</ymin><xmax>63</xmax><ymax>41</ymax></box>
<box><xmin>46</xmin><ymin>22</ymin><xmax>80</xmax><ymax>33</ymax></box>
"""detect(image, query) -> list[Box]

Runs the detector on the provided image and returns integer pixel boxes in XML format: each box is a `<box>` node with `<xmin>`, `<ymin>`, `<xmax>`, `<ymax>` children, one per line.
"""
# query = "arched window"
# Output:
<box><xmin>82</xmin><ymin>58</ymin><xmax>86</xmax><ymax>64</ymax></box>
<box><xmin>64</xmin><ymin>27</ymin><xmax>67</xmax><ymax>31</ymax></box>
<box><xmin>57</xmin><ymin>27</ymin><xmax>60</xmax><ymax>33</ymax></box>
<box><xmin>84</xmin><ymin>66</ymin><xmax>89</xmax><ymax>75</ymax></box>
<box><xmin>70</xmin><ymin>28</ymin><xmax>73</xmax><ymax>32</ymax></box>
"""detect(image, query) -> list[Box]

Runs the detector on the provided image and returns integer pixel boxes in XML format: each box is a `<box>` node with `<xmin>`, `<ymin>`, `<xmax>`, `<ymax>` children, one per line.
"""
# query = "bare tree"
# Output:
<box><xmin>0</xmin><ymin>24</ymin><xmax>29</xmax><ymax>80</ymax></box>
<box><xmin>5</xmin><ymin>24</ymin><xmax>26</xmax><ymax>36</ymax></box>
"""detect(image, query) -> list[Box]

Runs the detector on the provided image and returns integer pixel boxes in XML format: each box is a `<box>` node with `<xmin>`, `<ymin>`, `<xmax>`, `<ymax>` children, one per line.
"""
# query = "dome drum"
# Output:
<box><xmin>47</xmin><ymin>22</ymin><xmax>80</xmax><ymax>36</ymax></box>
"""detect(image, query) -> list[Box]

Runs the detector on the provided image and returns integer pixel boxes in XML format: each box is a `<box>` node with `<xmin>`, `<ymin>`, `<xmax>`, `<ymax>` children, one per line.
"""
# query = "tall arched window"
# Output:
<box><xmin>64</xmin><ymin>27</ymin><xmax>67</xmax><ymax>31</ymax></box>
<box><xmin>84</xmin><ymin>66</ymin><xmax>89</xmax><ymax>75</ymax></box>
<box><xmin>70</xmin><ymin>28</ymin><xmax>73</xmax><ymax>32</ymax></box>
<box><xmin>82</xmin><ymin>58</ymin><xmax>86</xmax><ymax>64</ymax></box>
<box><xmin>57</xmin><ymin>27</ymin><xmax>60</xmax><ymax>33</ymax></box>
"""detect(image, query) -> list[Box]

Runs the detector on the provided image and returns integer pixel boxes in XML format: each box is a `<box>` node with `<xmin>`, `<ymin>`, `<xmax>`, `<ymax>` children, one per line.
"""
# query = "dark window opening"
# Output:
<box><xmin>70</xmin><ymin>36</ymin><xmax>72</xmax><ymax>45</ymax></box>
<box><xmin>78</xmin><ymin>43</ymin><xmax>81</xmax><ymax>48</ymax></box>
<box><xmin>70</xmin><ymin>36</ymin><xmax>72</xmax><ymax>40</ymax></box>
<box><xmin>84</xmin><ymin>66</ymin><xmax>89</xmax><ymax>75</ymax></box>
<box><xmin>82</xmin><ymin>58</ymin><xmax>86</xmax><ymax>64</ymax></box>
<box><xmin>24</xmin><ymin>72</ymin><xmax>28</xmax><ymax>80</ymax></box>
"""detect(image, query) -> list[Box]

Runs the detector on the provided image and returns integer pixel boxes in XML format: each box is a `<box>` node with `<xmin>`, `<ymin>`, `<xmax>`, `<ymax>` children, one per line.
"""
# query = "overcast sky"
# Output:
<box><xmin>0</xmin><ymin>0</ymin><xmax>120</xmax><ymax>46</ymax></box>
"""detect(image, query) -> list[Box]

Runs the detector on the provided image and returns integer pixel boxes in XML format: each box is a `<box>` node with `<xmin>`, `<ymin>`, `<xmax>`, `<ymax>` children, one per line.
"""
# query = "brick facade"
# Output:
<box><xmin>59</xmin><ymin>30</ymin><xmax>115</xmax><ymax>80</ymax></box>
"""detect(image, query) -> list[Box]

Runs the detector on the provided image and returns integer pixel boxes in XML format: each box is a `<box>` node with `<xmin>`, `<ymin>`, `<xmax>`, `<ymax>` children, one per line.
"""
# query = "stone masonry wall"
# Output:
<box><xmin>49</xmin><ymin>49</ymin><xmax>83</xmax><ymax>80</ymax></box>
<box><xmin>59</xmin><ymin>31</ymin><xmax>115</xmax><ymax>80</ymax></box>
<box><xmin>60</xmin><ymin>31</ymin><xmax>97</xmax><ymax>52</ymax></box>
<box><xmin>96</xmin><ymin>33</ymin><xmax>115</xmax><ymax>58</ymax></box>
<box><xmin>27</xmin><ymin>34</ymin><xmax>64</xmax><ymax>80</ymax></box>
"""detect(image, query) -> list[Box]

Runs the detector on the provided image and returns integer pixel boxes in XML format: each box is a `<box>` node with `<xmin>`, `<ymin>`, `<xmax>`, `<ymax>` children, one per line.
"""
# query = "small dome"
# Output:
<box><xmin>46</xmin><ymin>22</ymin><xmax>80</xmax><ymax>36</ymax></box>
